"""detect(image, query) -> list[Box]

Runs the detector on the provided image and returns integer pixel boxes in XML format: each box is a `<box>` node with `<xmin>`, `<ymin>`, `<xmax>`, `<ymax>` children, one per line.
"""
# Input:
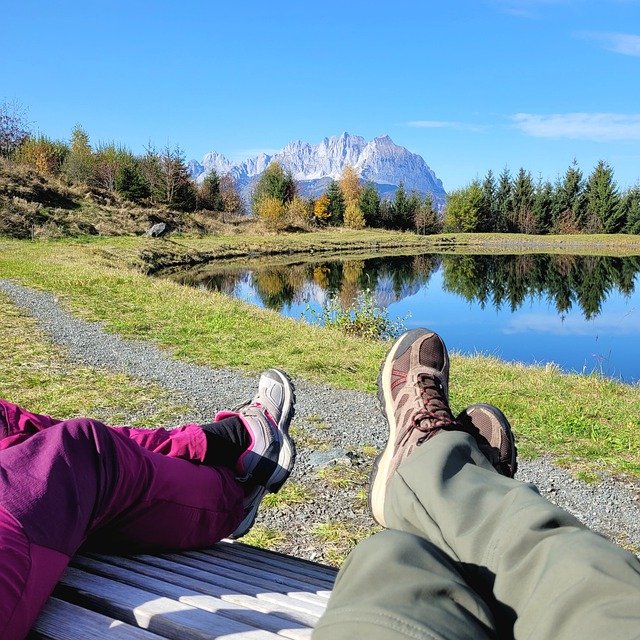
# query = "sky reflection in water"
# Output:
<box><xmin>172</xmin><ymin>254</ymin><xmax>640</xmax><ymax>384</ymax></box>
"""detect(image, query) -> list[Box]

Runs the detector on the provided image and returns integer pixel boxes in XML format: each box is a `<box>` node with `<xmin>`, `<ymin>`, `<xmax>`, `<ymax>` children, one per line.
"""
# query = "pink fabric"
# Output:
<box><xmin>0</xmin><ymin>508</ymin><xmax>70</xmax><ymax>640</ymax></box>
<box><xmin>0</xmin><ymin>399</ymin><xmax>244</xmax><ymax>638</ymax></box>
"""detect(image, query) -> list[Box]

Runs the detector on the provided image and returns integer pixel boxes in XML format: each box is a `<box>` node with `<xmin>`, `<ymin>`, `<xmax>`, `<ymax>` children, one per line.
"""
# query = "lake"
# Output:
<box><xmin>166</xmin><ymin>252</ymin><xmax>640</xmax><ymax>384</ymax></box>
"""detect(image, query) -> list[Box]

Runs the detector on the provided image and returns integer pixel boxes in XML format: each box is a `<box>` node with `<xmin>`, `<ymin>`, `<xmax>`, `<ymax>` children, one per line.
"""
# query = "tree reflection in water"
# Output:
<box><xmin>169</xmin><ymin>253</ymin><xmax>640</xmax><ymax>321</ymax></box>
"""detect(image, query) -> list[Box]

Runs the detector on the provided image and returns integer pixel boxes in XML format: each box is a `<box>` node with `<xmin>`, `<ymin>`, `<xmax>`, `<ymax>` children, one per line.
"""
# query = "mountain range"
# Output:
<box><xmin>187</xmin><ymin>133</ymin><xmax>446</xmax><ymax>206</ymax></box>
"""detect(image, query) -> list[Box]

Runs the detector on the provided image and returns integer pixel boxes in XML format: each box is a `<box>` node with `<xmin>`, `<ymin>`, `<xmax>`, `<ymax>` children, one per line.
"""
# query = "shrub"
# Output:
<box><xmin>307</xmin><ymin>288</ymin><xmax>408</xmax><ymax>341</ymax></box>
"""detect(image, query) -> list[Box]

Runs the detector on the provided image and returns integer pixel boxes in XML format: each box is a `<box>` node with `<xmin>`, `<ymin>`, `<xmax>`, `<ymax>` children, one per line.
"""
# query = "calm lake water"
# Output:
<box><xmin>166</xmin><ymin>253</ymin><xmax>640</xmax><ymax>384</ymax></box>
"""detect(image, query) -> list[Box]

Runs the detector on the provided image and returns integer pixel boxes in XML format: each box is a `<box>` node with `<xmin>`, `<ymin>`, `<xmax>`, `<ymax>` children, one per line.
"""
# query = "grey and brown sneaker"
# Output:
<box><xmin>218</xmin><ymin>368</ymin><xmax>296</xmax><ymax>539</ymax></box>
<box><xmin>456</xmin><ymin>403</ymin><xmax>517</xmax><ymax>478</ymax></box>
<box><xmin>370</xmin><ymin>328</ymin><xmax>459</xmax><ymax>526</ymax></box>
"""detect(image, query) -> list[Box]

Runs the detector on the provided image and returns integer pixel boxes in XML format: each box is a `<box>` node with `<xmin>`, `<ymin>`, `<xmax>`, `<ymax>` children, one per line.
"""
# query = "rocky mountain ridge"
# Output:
<box><xmin>188</xmin><ymin>133</ymin><xmax>446</xmax><ymax>204</ymax></box>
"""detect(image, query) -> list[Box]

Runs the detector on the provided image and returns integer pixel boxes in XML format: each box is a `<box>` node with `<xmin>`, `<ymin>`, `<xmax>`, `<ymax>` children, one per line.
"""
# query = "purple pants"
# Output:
<box><xmin>0</xmin><ymin>399</ymin><xmax>244</xmax><ymax>639</ymax></box>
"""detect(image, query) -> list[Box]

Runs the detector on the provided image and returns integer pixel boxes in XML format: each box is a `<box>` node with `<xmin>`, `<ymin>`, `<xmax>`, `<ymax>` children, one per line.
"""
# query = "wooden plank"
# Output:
<box><xmin>81</xmin><ymin>554</ymin><xmax>324</xmax><ymax>628</ymax></box>
<box><xmin>57</xmin><ymin>566</ymin><xmax>281</xmax><ymax>640</ymax></box>
<box><xmin>120</xmin><ymin>553</ymin><xmax>328</xmax><ymax>619</ymax></box>
<box><xmin>70</xmin><ymin>556</ymin><xmax>318</xmax><ymax>639</ymax></box>
<box><xmin>221</xmin><ymin>542</ymin><xmax>338</xmax><ymax>584</ymax></box>
<box><xmin>155</xmin><ymin>551</ymin><xmax>332</xmax><ymax>605</ymax></box>
<box><xmin>29</xmin><ymin>597</ymin><xmax>165</xmax><ymax>640</ymax></box>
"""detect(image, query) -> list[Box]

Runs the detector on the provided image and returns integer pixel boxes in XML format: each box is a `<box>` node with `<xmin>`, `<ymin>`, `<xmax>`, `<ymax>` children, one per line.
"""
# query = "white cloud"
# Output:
<box><xmin>407</xmin><ymin>120</ymin><xmax>487</xmax><ymax>133</ymax></box>
<box><xmin>512</xmin><ymin>112</ymin><xmax>640</xmax><ymax>141</ymax></box>
<box><xmin>578</xmin><ymin>31</ymin><xmax>640</xmax><ymax>56</ymax></box>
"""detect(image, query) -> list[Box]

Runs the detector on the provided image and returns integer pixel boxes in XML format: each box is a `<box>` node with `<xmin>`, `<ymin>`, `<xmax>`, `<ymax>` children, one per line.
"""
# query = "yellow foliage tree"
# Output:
<box><xmin>313</xmin><ymin>193</ymin><xmax>331</xmax><ymax>223</ymax></box>
<box><xmin>343</xmin><ymin>202</ymin><xmax>366</xmax><ymax>229</ymax></box>
<box><xmin>255</xmin><ymin>195</ymin><xmax>288</xmax><ymax>231</ymax></box>
<box><xmin>287</xmin><ymin>195</ymin><xmax>312</xmax><ymax>227</ymax></box>
<box><xmin>339</xmin><ymin>165</ymin><xmax>363</xmax><ymax>207</ymax></box>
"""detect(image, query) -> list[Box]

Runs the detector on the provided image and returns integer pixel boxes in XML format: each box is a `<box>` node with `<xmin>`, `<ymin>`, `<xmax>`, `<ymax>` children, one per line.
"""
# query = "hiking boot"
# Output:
<box><xmin>370</xmin><ymin>328</ymin><xmax>459</xmax><ymax>526</ymax></box>
<box><xmin>456</xmin><ymin>403</ymin><xmax>517</xmax><ymax>478</ymax></box>
<box><xmin>217</xmin><ymin>368</ymin><xmax>296</xmax><ymax>539</ymax></box>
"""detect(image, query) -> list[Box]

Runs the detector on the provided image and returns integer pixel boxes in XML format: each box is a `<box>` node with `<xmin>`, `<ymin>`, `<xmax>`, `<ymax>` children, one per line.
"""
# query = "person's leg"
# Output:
<box><xmin>0</xmin><ymin>416</ymin><xmax>244</xmax><ymax>639</ymax></box>
<box><xmin>0</xmin><ymin>368</ymin><xmax>297</xmax><ymax>638</ymax></box>
<box><xmin>314</xmin><ymin>529</ymin><xmax>496</xmax><ymax>640</ymax></box>
<box><xmin>366</xmin><ymin>328</ymin><xmax>640</xmax><ymax>639</ymax></box>
<box><xmin>385</xmin><ymin>429</ymin><xmax>640</xmax><ymax>639</ymax></box>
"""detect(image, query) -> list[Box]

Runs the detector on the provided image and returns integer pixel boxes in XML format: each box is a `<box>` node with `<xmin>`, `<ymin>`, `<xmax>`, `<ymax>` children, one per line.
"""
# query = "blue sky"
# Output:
<box><xmin>2</xmin><ymin>0</ymin><xmax>639</xmax><ymax>191</ymax></box>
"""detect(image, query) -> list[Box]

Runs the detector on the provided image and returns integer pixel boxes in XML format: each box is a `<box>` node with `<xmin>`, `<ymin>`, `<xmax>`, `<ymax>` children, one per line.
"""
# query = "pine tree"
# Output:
<box><xmin>198</xmin><ymin>169</ymin><xmax>224</xmax><ymax>211</ymax></box>
<box><xmin>62</xmin><ymin>125</ymin><xmax>96</xmax><ymax>185</ymax></box>
<box><xmin>512</xmin><ymin>168</ymin><xmax>536</xmax><ymax>233</ymax></box>
<box><xmin>532</xmin><ymin>179</ymin><xmax>554</xmax><ymax>234</ymax></box>
<box><xmin>481</xmin><ymin>169</ymin><xmax>497</xmax><ymax>231</ymax></box>
<box><xmin>553</xmin><ymin>160</ymin><xmax>585</xmax><ymax>232</ymax></box>
<box><xmin>252</xmin><ymin>161</ymin><xmax>296</xmax><ymax>212</ymax></box>
<box><xmin>325</xmin><ymin>180</ymin><xmax>345</xmax><ymax>225</ymax></box>
<box><xmin>359</xmin><ymin>182</ymin><xmax>381</xmax><ymax>227</ymax></box>
<box><xmin>623</xmin><ymin>187</ymin><xmax>640</xmax><ymax>234</ymax></box>
<box><xmin>115</xmin><ymin>161</ymin><xmax>150</xmax><ymax>202</ymax></box>
<box><xmin>585</xmin><ymin>160</ymin><xmax>623</xmax><ymax>233</ymax></box>
<box><xmin>495</xmin><ymin>168</ymin><xmax>512</xmax><ymax>232</ymax></box>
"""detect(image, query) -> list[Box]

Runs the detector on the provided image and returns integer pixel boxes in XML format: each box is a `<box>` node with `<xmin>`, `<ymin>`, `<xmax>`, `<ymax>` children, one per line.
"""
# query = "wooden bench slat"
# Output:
<box><xmin>155</xmin><ymin>552</ymin><xmax>332</xmax><ymax>604</ymax></box>
<box><xmin>119</xmin><ymin>553</ymin><xmax>329</xmax><ymax>616</ymax></box>
<box><xmin>81</xmin><ymin>553</ymin><xmax>324</xmax><ymax>627</ymax></box>
<box><xmin>70</xmin><ymin>556</ymin><xmax>319</xmax><ymax>638</ymax></box>
<box><xmin>30</xmin><ymin>598</ymin><xmax>165</xmax><ymax>640</ymax></box>
<box><xmin>58</xmin><ymin>567</ymin><xmax>282</xmax><ymax>640</ymax></box>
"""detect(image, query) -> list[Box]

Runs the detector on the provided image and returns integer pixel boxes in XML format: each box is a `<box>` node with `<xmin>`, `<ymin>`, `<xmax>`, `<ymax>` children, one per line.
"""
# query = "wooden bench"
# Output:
<box><xmin>30</xmin><ymin>540</ymin><xmax>338</xmax><ymax>639</ymax></box>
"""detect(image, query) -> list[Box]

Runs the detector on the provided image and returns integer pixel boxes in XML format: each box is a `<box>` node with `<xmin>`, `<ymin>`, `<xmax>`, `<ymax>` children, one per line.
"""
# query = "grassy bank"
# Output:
<box><xmin>1</xmin><ymin>236</ymin><xmax>639</xmax><ymax>482</ymax></box>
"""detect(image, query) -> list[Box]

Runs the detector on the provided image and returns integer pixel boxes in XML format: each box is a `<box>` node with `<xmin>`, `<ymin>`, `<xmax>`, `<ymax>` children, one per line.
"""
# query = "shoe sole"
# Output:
<box><xmin>369</xmin><ymin>328</ymin><xmax>436</xmax><ymax>526</ymax></box>
<box><xmin>230</xmin><ymin>369</ymin><xmax>296</xmax><ymax>539</ymax></box>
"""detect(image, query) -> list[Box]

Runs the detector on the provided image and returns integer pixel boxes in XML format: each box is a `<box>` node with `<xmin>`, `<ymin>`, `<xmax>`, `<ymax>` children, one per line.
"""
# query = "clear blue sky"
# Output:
<box><xmin>3</xmin><ymin>0</ymin><xmax>639</xmax><ymax>191</ymax></box>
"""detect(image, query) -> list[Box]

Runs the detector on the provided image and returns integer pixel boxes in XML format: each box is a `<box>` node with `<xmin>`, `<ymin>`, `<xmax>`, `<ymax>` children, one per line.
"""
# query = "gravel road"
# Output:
<box><xmin>1</xmin><ymin>278</ymin><xmax>639</xmax><ymax>563</ymax></box>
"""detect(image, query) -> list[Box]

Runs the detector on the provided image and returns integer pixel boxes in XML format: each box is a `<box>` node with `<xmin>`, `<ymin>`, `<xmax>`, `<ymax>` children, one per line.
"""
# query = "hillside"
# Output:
<box><xmin>0</xmin><ymin>159</ymin><xmax>226</xmax><ymax>239</ymax></box>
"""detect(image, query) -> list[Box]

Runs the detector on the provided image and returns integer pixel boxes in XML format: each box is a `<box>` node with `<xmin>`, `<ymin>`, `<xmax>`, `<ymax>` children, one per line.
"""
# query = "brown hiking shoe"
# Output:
<box><xmin>370</xmin><ymin>328</ymin><xmax>459</xmax><ymax>526</ymax></box>
<box><xmin>456</xmin><ymin>403</ymin><xmax>518</xmax><ymax>478</ymax></box>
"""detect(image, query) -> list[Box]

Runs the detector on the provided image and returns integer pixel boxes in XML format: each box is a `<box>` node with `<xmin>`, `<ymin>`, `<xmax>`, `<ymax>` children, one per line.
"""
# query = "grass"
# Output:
<box><xmin>240</xmin><ymin>526</ymin><xmax>288</xmax><ymax>550</ymax></box>
<box><xmin>261</xmin><ymin>482</ymin><xmax>313</xmax><ymax>508</ymax></box>
<box><xmin>1</xmin><ymin>237</ymin><xmax>640</xmax><ymax>481</ymax></box>
<box><xmin>0</xmin><ymin>292</ymin><xmax>189</xmax><ymax>426</ymax></box>
<box><xmin>312</xmin><ymin>520</ymin><xmax>381</xmax><ymax>565</ymax></box>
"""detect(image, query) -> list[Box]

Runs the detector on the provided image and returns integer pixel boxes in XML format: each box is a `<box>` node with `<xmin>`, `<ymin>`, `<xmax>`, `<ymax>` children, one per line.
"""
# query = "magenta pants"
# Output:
<box><xmin>0</xmin><ymin>399</ymin><xmax>244</xmax><ymax>639</ymax></box>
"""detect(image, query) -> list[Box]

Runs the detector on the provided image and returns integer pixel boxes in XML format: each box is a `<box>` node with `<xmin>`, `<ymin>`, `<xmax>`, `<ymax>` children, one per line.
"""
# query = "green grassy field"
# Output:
<box><xmin>1</xmin><ymin>235</ymin><xmax>639</xmax><ymax>482</ymax></box>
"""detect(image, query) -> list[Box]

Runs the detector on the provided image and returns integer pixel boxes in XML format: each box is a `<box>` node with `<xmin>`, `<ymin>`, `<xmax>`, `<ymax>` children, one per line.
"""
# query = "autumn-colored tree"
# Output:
<box><xmin>339</xmin><ymin>165</ymin><xmax>362</xmax><ymax>207</ymax></box>
<box><xmin>314</xmin><ymin>193</ymin><xmax>331</xmax><ymax>223</ymax></box>
<box><xmin>287</xmin><ymin>195</ymin><xmax>312</xmax><ymax>227</ymax></box>
<box><xmin>15</xmin><ymin>135</ymin><xmax>67</xmax><ymax>175</ymax></box>
<box><xmin>220</xmin><ymin>173</ymin><xmax>244</xmax><ymax>217</ymax></box>
<box><xmin>255</xmin><ymin>195</ymin><xmax>288</xmax><ymax>231</ymax></box>
<box><xmin>343</xmin><ymin>202</ymin><xmax>365</xmax><ymax>229</ymax></box>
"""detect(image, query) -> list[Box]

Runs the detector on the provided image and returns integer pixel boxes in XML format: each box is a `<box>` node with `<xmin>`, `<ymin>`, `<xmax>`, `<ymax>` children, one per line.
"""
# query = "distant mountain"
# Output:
<box><xmin>188</xmin><ymin>132</ymin><xmax>446</xmax><ymax>206</ymax></box>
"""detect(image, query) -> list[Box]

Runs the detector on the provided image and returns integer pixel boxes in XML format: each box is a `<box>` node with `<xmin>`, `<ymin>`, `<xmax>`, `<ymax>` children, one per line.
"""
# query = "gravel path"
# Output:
<box><xmin>1</xmin><ymin>278</ymin><xmax>639</xmax><ymax>563</ymax></box>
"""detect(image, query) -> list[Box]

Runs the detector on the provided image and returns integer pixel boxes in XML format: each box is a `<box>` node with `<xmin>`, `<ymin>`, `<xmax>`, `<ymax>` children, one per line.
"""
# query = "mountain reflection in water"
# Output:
<box><xmin>166</xmin><ymin>253</ymin><xmax>640</xmax><ymax>383</ymax></box>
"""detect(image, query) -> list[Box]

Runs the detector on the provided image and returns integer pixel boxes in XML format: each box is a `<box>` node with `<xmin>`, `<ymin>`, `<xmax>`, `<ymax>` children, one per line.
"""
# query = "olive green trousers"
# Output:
<box><xmin>313</xmin><ymin>431</ymin><xmax>640</xmax><ymax>640</ymax></box>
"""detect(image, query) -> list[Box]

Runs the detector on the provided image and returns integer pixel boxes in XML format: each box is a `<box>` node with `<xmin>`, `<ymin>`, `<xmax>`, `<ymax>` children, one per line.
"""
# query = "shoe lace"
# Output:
<box><xmin>401</xmin><ymin>375</ymin><xmax>458</xmax><ymax>446</ymax></box>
